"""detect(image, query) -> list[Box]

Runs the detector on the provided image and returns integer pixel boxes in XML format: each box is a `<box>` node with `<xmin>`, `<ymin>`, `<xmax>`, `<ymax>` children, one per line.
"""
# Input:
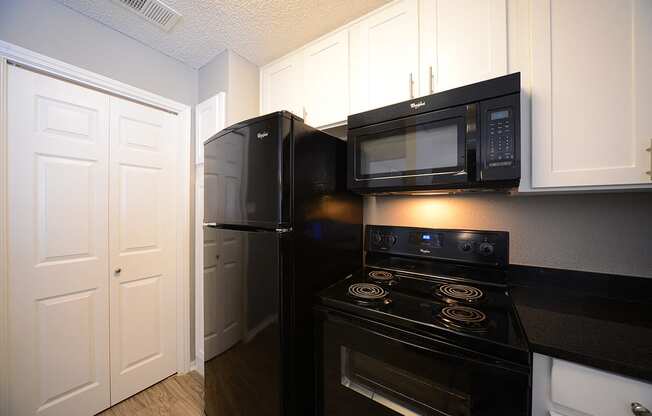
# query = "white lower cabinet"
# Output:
<box><xmin>7</xmin><ymin>65</ymin><xmax>179</xmax><ymax>415</ymax></box>
<box><xmin>531</xmin><ymin>0</ymin><xmax>652</xmax><ymax>188</ymax></box>
<box><xmin>533</xmin><ymin>354</ymin><xmax>652</xmax><ymax>416</ymax></box>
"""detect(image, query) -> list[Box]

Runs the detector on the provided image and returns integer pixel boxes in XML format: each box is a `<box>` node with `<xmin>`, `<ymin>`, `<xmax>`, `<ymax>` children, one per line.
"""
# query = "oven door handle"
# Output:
<box><xmin>319</xmin><ymin>306</ymin><xmax>530</xmax><ymax>374</ymax></box>
<box><xmin>321</xmin><ymin>308</ymin><xmax>467</xmax><ymax>361</ymax></box>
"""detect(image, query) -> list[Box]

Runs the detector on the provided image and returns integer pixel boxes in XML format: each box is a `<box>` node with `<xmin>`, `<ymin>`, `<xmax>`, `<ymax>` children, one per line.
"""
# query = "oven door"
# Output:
<box><xmin>347</xmin><ymin>106</ymin><xmax>472</xmax><ymax>193</ymax></box>
<box><xmin>315</xmin><ymin>308</ymin><xmax>530</xmax><ymax>416</ymax></box>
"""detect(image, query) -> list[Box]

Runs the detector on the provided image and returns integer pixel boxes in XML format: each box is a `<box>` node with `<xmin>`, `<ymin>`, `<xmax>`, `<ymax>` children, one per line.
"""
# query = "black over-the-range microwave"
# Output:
<box><xmin>347</xmin><ymin>73</ymin><xmax>520</xmax><ymax>194</ymax></box>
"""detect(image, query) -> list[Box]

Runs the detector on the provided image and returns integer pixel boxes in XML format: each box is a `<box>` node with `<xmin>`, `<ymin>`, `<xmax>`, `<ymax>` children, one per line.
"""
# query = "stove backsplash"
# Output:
<box><xmin>364</xmin><ymin>192</ymin><xmax>652</xmax><ymax>278</ymax></box>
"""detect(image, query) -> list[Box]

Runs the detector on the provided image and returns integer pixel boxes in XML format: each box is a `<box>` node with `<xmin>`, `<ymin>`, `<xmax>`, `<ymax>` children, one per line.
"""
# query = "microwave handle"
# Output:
<box><xmin>646</xmin><ymin>140</ymin><xmax>651</xmax><ymax>179</ymax></box>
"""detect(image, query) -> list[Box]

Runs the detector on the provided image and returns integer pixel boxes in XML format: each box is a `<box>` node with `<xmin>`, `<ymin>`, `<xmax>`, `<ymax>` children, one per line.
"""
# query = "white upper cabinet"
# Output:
<box><xmin>260</xmin><ymin>53</ymin><xmax>303</xmax><ymax>117</ymax></box>
<box><xmin>419</xmin><ymin>0</ymin><xmax>507</xmax><ymax>95</ymax></box>
<box><xmin>531</xmin><ymin>0</ymin><xmax>652</xmax><ymax>188</ymax></box>
<box><xmin>349</xmin><ymin>0</ymin><xmax>420</xmax><ymax>113</ymax></box>
<box><xmin>302</xmin><ymin>30</ymin><xmax>350</xmax><ymax>128</ymax></box>
<box><xmin>258</xmin><ymin>0</ymin><xmax>652</xmax><ymax>192</ymax></box>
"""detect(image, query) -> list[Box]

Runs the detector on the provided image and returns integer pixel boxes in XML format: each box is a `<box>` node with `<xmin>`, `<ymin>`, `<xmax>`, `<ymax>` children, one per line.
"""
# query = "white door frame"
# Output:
<box><xmin>0</xmin><ymin>40</ymin><xmax>192</xmax><ymax>415</ymax></box>
<box><xmin>193</xmin><ymin>92</ymin><xmax>227</xmax><ymax>375</ymax></box>
<box><xmin>0</xmin><ymin>55</ymin><xmax>9</xmax><ymax>416</ymax></box>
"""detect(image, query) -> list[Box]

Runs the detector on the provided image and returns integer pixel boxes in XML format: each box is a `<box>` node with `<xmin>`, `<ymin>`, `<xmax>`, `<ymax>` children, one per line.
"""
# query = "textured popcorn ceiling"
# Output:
<box><xmin>54</xmin><ymin>0</ymin><xmax>390</xmax><ymax>68</ymax></box>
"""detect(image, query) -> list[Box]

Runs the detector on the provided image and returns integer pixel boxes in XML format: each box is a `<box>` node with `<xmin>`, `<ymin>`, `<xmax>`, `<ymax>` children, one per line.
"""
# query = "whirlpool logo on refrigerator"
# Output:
<box><xmin>257</xmin><ymin>131</ymin><xmax>269</xmax><ymax>140</ymax></box>
<box><xmin>410</xmin><ymin>101</ymin><xmax>426</xmax><ymax>110</ymax></box>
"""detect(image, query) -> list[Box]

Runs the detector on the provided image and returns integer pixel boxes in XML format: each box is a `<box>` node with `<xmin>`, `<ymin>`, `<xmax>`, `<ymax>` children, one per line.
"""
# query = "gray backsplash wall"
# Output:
<box><xmin>364</xmin><ymin>192</ymin><xmax>652</xmax><ymax>278</ymax></box>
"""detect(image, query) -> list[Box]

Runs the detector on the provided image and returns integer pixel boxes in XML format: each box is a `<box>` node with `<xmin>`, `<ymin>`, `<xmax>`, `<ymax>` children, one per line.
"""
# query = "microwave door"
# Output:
<box><xmin>349</xmin><ymin>107</ymin><xmax>468</xmax><ymax>192</ymax></box>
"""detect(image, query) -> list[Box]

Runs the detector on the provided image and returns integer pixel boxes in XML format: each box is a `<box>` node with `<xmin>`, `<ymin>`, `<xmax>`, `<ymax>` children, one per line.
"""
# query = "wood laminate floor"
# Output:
<box><xmin>99</xmin><ymin>372</ymin><xmax>204</xmax><ymax>416</ymax></box>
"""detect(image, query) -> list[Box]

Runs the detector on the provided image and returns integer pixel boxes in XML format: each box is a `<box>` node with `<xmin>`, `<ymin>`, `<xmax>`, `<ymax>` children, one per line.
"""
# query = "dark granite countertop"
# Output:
<box><xmin>508</xmin><ymin>265</ymin><xmax>652</xmax><ymax>383</ymax></box>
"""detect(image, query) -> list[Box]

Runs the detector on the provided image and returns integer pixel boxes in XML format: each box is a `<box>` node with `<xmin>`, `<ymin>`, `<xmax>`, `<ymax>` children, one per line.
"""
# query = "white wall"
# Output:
<box><xmin>226</xmin><ymin>50</ymin><xmax>259</xmax><ymax>125</ymax></box>
<box><xmin>366</xmin><ymin>192</ymin><xmax>652</xmax><ymax>278</ymax></box>
<box><xmin>198</xmin><ymin>49</ymin><xmax>259</xmax><ymax>125</ymax></box>
<box><xmin>0</xmin><ymin>0</ymin><xmax>198</xmax><ymax>105</ymax></box>
<box><xmin>198</xmin><ymin>50</ymin><xmax>229</xmax><ymax>104</ymax></box>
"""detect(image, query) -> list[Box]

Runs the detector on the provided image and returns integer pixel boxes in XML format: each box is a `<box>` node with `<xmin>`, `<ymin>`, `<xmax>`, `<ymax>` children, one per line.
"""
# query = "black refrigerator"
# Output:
<box><xmin>203</xmin><ymin>111</ymin><xmax>362</xmax><ymax>416</ymax></box>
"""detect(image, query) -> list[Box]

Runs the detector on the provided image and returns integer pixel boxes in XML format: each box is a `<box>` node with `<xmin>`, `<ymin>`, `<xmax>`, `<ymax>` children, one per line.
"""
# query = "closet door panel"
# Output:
<box><xmin>7</xmin><ymin>65</ymin><xmax>111</xmax><ymax>416</ymax></box>
<box><xmin>108</xmin><ymin>97</ymin><xmax>178</xmax><ymax>405</ymax></box>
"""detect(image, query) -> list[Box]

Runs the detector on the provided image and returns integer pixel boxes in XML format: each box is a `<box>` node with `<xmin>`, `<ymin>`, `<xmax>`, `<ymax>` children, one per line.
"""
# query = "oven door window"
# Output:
<box><xmin>341</xmin><ymin>346</ymin><xmax>470</xmax><ymax>416</ymax></box>
<box><xmin>355</xmin><ymin>117</ymin><xmax>465</xmax><ymax>181</ymax></box>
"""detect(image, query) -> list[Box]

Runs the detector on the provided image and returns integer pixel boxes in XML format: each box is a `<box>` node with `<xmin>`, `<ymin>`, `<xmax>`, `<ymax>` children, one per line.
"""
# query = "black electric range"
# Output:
<box><xmin>315</xmin><ymin>225</ymin><xmax>531</xmax><ymax>416</ymax></box>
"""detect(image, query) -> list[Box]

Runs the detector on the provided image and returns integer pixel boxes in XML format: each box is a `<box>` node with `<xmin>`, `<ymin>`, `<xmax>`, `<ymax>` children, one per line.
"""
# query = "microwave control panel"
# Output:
<box><xmin>486</xmin><ymin>108</ymin><xmax>514</xmax><ymax>167</ymax></box>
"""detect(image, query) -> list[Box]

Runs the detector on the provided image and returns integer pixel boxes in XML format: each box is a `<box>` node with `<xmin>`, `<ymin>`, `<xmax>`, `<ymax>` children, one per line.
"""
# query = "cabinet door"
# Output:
<box><xmin>420</xmin><ymin>0</ymin><xmax>507</xmax><ymax>95</ymax></box>
<box><xmin>7</xmin><ymin>65</ymin><xmax>111</xmax><ymax>416</ymax></box>
<box><xmin>531</xmin><ymin>0</ymin><xmax>652</xmax><ymax>188</ymax></box>
<box><xmin>260</xmin><ymin>54</ymin><xmax>303</xmax><ymax>117</ymax></box>
<box><xmin>303</xmin><ymin>30</ymin><xmax>349</xmax><ymax>128</ymax></box>
<box><xmin>350</xmin><ymin>0</ymin><xmax>419</xmax><ymax>112</ymax></box>
<box><xmin>550</xmin><ymin>358</ymin><xmax>652</xmax><ymax>416</ymax></box>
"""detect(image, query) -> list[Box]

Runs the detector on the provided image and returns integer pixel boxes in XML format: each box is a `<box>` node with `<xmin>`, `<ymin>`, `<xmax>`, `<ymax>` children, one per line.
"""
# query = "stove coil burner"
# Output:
<box><xmin>348</xmin><ymin>283</ymin><xmax>391</xmax><ymax>305</ymax></box>
<box><xmin>438</xmin><ymin>305</ymin><xmax>488</xmax><ymax>332</ymax></box>
<box><xmin>368</xmin><ymin>270</ymin><xmax>398</xmax><ymax>285</ymax></box>
<box><xmin>436</xmin><ymin>284</ymin><xmax>484</xmax><ymax>304</ymax></box>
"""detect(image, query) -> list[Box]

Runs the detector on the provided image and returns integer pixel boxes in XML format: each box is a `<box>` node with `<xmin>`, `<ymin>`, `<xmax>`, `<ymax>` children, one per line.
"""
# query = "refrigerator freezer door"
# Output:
<box><xmin>204</xmin><ymin>229</ymin><xmax>282</xmax><ymax>416</ymax></box>
<box><xmin>204</xmin><ymin>114</ymin><xmax>291</xmax><ymax>229</ymax></box>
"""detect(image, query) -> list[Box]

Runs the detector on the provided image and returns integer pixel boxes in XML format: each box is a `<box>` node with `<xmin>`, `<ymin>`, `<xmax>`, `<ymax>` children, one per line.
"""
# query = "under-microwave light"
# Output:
<box><xmin>407</xmin><ymin>191</ymin><xmax>456</xmax><ymax>196</ymax></box>
<box><xmin>373</xmin><ymin>187</ymin><xmax>517</xmax><ymax>197</ymax></box>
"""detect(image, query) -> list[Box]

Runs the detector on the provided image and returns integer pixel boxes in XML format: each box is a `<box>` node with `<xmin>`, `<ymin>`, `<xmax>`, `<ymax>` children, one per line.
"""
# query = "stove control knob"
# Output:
<box><xmin>371</xmin><ymin>232</ymin><xmax>382</xmax><ymax>245</ymax></box>
<box><xmin>384</xmin><ymin>234</ymin><xmax>397</xmax><ymax>246</ymax></box>
<box><xmin>459</xmin><ymin>241</ymin><xmax>473</xmax><ymax>253</ymax></box>
<box><xmin>478</xmin><ymin>242</ymin><xmax>494</xmax><ymax>256</ymax></box>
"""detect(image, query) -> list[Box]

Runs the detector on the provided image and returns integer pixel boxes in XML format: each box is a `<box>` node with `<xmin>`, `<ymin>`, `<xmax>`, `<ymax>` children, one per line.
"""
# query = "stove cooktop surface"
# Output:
<box><xmin>318</xmin><ymin>265</ymin><xmax>530</xmax><ymax>364</ymax></box>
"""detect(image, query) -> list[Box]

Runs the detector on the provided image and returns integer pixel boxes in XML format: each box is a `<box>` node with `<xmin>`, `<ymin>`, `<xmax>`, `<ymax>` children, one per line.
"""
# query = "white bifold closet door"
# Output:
<box><xmin>8</xmin><ymin>65</ymin><xmax>111</xmax><ymax>416</ymax></box>
<box><xmin>7</xmin><ymin>65</ymin><xmax>178</xmax><ymax>416</ymax></box>
<box><xmin>108</xmin><ymin>96</ymin><xmax>178</xmax><ymax>405</ymax></box>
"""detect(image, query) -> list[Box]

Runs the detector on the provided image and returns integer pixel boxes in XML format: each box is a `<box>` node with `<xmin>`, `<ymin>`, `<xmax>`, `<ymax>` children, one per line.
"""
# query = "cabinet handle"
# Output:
<box><xmin>114</xmin><ymin>268</ymin><xmax>122</xmax><ymax>275</ymax></box>
<box><xmin>646</xmin><ymin>140</ymin><xmax>651</xmax><ymax>179</ymax></box>
<box><xmin>429</xmin><ymin>66</ymin><xmax>434</xmax><ymax>94</ymax></box>
<box><xmin>632</xmin><ymin>402</ymin><xmax>651</xmax><ymax>416</ymax></box>
<box><xmin>409</xmin><ymin>73</ymin><xmax>414</xmax><ymax>99</ymax></box>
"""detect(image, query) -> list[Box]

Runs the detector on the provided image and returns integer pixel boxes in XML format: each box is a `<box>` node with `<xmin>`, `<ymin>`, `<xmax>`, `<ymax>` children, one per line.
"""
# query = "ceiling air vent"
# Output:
<box><xmin>113</xmin><ymin>0</ymin><xmax>182</xmax><ymax>31</ymax></box>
